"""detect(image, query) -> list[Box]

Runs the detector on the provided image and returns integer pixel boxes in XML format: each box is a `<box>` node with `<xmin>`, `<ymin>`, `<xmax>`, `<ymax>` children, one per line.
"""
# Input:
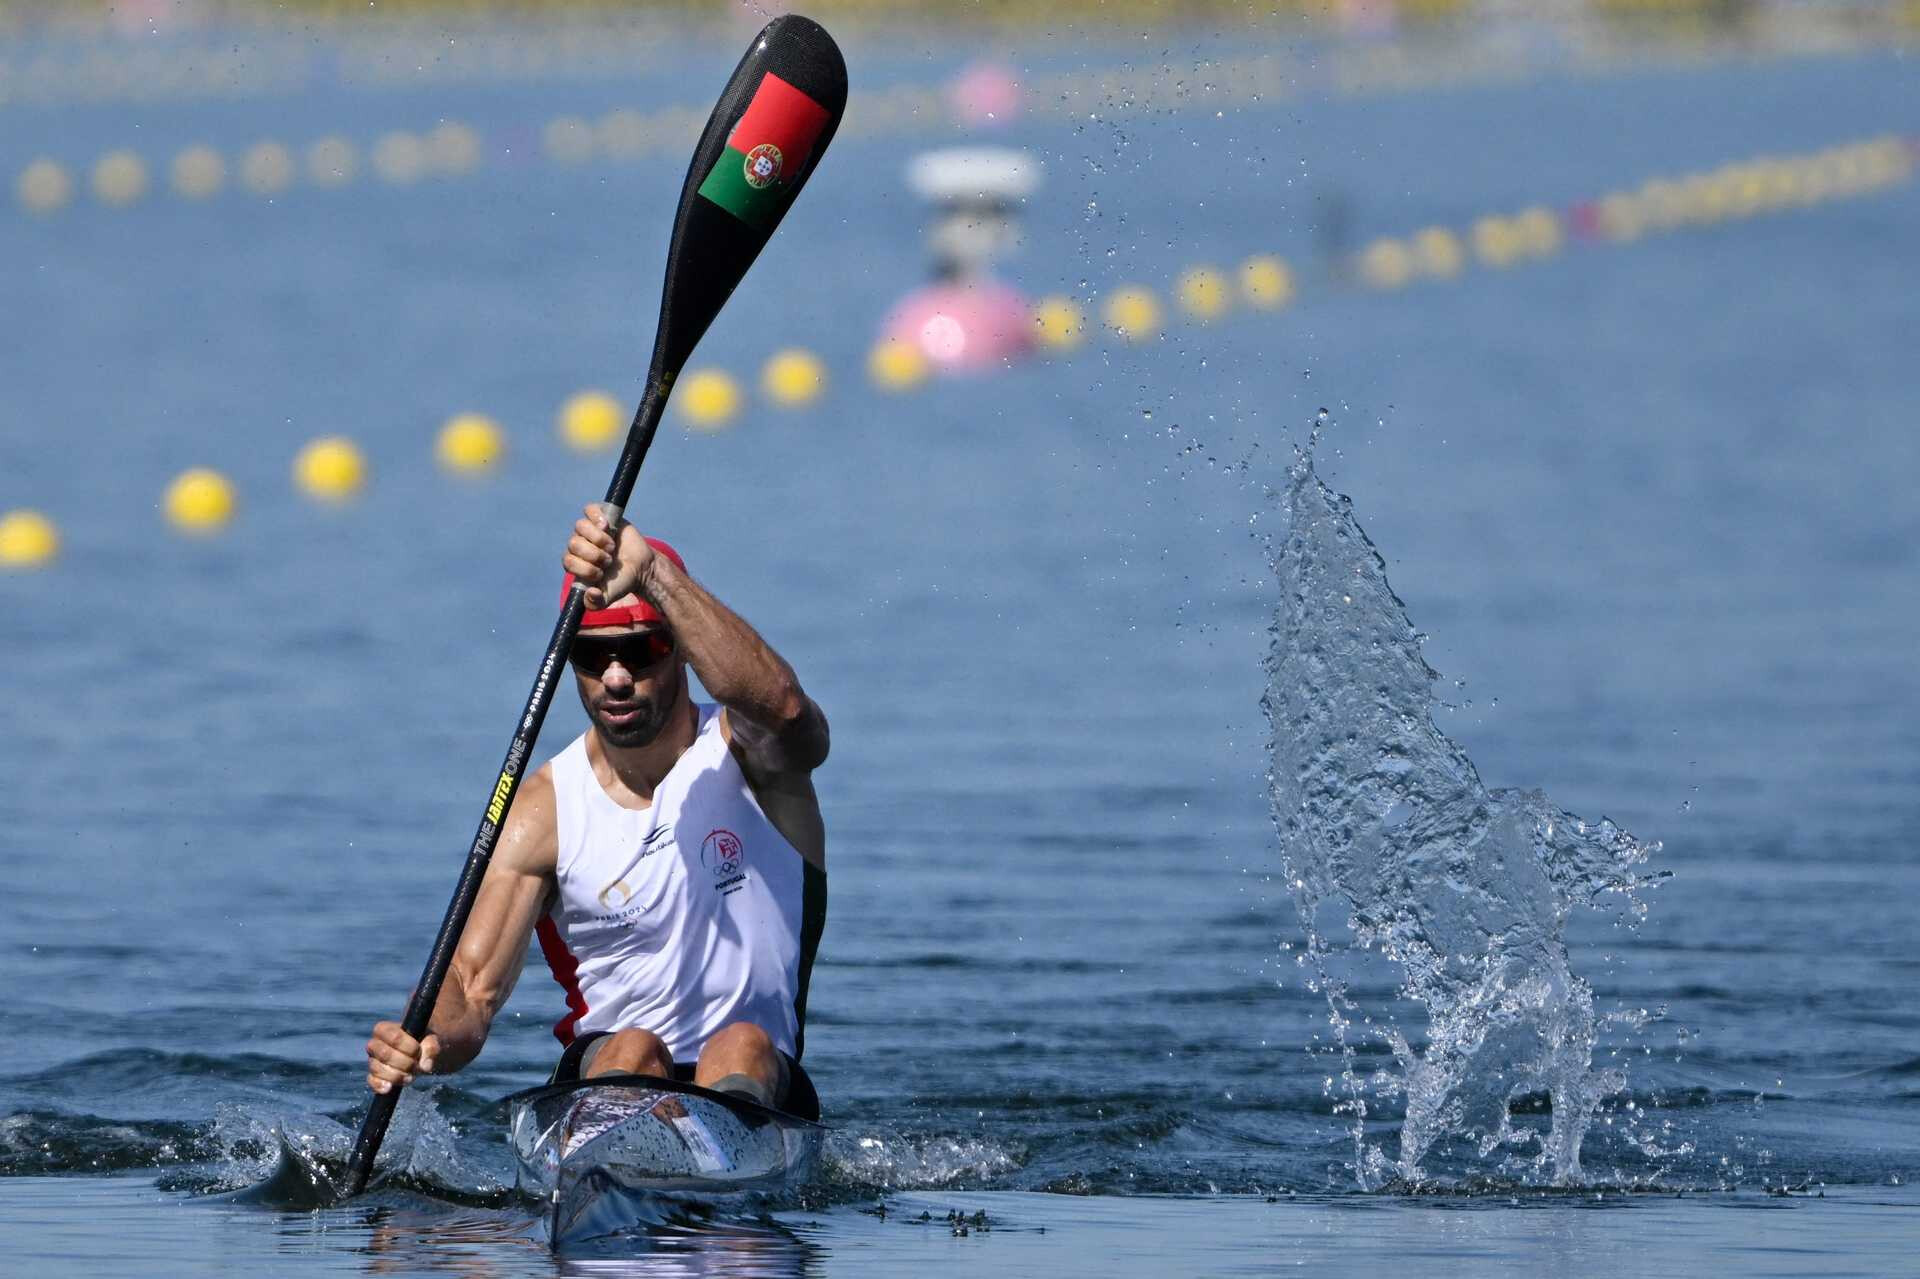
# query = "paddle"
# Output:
<box><xmin>343</xmin><ymin>15</ymin><xmax>847</xmax><ymax>1197</ymax></box>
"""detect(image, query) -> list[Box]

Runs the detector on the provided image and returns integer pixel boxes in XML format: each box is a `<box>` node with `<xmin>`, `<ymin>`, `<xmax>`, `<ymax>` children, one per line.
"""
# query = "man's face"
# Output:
<box><xmin>570</xmin><ymin>626</ymin><xmax>682</xmax><ymax>748</ymax></box>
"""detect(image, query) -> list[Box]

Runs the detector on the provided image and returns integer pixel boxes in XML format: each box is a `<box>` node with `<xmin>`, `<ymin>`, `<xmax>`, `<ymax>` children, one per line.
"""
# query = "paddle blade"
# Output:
<box><xmin>230</xmin><ymin>1128</ymin><xmax>348</xmax><ymax>1208</ymax></box>
<box><xmin>651</xmin><ymin>14</ymin><xmax>848</xmax><ymax>381</ymax></box>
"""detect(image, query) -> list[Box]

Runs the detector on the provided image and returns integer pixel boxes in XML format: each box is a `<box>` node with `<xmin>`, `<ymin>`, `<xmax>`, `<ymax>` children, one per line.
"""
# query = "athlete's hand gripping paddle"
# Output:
<box><xmin>344</xmin><ymin>16</ymin><xmax>847</xmax><ymax>1197</ymax></box>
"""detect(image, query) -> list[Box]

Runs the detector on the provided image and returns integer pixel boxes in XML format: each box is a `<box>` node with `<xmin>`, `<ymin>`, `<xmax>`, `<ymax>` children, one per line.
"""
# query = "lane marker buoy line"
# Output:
<box><xmin>3</xmin><ymin>131</ymin><xmax>1910</xmax><ymax>563</ymax></box>
<box><xmin>13</xmin><ymin>30</ymin><xmax>1915</xmax><ymax>218</ymax></box>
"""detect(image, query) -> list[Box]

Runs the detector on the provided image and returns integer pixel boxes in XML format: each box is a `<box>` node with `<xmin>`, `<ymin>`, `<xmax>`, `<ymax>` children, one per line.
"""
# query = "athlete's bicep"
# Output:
<box><xmin>722</xmin><ymin>699</ymin><xmax>830</xmax><ymax>780</ymax></box>
<box><xmin>449</xmin><ymin>767</ymin><xmax>559</xmax><ymax>1016</ymax></box>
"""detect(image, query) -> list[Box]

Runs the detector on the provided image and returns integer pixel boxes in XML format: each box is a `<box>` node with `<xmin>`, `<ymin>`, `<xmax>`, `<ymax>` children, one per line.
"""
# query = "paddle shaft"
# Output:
<box><xmin>343</xmin><ymin>385</ymin><xmax>667</xmax><ymax>1194</ymax></box>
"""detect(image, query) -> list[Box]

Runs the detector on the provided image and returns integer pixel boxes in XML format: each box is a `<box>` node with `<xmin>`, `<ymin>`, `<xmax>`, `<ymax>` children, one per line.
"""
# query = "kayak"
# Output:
<box><xmin>506</xmin><ymin>1073</ymin><xmax>825</xmax><ymax>1247</ymax></box>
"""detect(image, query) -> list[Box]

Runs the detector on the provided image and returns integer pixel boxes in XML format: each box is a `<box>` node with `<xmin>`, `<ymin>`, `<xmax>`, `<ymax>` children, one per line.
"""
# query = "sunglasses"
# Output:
<box><xmin>569</xmin><ymin>630</ymin><xmax>676</xmax><ymax>675</ymax></box>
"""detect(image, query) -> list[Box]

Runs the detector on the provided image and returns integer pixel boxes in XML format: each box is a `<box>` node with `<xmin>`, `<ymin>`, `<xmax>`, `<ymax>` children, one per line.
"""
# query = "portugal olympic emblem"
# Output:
<box><xmin>742</xmin><ymin>143</ymin><xmax>783</xmax><ymax>189</ymax></box>
<box><xmin>701</xmin><ymin>828</ymin><xmax>744</xmax><ymax>882</ymax></box>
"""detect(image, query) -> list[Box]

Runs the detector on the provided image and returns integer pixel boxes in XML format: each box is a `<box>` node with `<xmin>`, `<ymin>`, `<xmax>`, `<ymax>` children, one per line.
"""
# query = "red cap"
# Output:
<box><xmin>562</xmin><ymin>536</ymin><xmax>686</xmax><ymax>630</ymax></box>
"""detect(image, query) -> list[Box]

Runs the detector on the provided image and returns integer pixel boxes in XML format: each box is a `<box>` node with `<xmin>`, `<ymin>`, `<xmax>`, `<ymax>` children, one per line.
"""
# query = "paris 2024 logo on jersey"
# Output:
<box><xmin>700</xmin><ymin>828</ymin><xmax>748</xmax><ymax>897</ymax></box>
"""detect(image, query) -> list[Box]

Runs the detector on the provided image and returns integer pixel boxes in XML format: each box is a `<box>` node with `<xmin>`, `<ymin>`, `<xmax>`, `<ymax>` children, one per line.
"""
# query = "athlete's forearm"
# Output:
<box><xmin>423</xmin><ymin>968</ymin><xmax>494</xmax><ymax>1074</ymax></box>
<box><xmin>642</xmin><ymin>552</ymin><xmax>812</xmax><ymax>735</ymax></box>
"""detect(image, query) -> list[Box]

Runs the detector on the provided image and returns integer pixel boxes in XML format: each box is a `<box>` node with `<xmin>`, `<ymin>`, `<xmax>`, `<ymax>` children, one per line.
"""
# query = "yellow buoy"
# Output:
<box><xmin>558</xmin><ymin>390</ymin><xmax>624</xmax><ymax>452</ymax></box>
<box><xmin>1471</xmin><ymin>216</ymin><xmax>1522</xmax><ymax>267</ymax></box>
<box><xmin>1513</xmin><ymin>206</ymin><xmax>1562</xmax><ymax>257</ymax></box>
<box><xmin>1793</xmin><ymin>154</ymin><xmax>1835</xmax><ymax>205</ymax></box>
<box><xmin>1835</xmin><ymin>145</ymin><xmax>1876</xmax><ymax>193</ymax></box>
<box><xmin>1412</xmin><ymin>227</ymin><xmax>1465</xmax><ymax>279</ymax></box>
<box><xmin>1640</xmin><ymin>178</ymin><xmax>1686</xmax><ymax>230</ymax></box>
<box><xmin>1238</xmin><ymin>255</ymin><xmax>1294</xmax><ymax>309</ymax></box>
<box><xmin>677</xmin><ymin>369</ymin><xmax>743</xmax><ymax>430</ymax></box>
<box><xmin>170</xmin><ymin>145</ymin><xmax>225</xmax><ymax>200</ymax></box>
<box><xmin>1679</xmin><ymin>174</ymin><xmax>1728</xmax><ymax>224</ymax></box>
<box><xmin>1175</xmin><ymin>267</ymin><xmax>1231</xmax><ymax>321</ymax></box>
<box><xmin>372</xmin><ymin>132</ymin><xmax>426</xmax><ymax>185</ymax></box>
<box><xmin>1595</xmin><ymin>193</ymin><xmax>1645</xmax><ymax>242</ymax></box>
<box><xmin>1872</xmin><ymin>136</ymin><xmax>1913</xmax><ymax>182</ymax></box>
<box><xmin>437</xmin><ymin>413</ymin><xmax>506</xmax><ymax>474</ymax></box>
<box><xmin>1722</xmin><ymin>164</ymin><xmax>1765</xmax><ymax>218</ymax></box>
<box><xmin>1357</xmin><ymin>238</ymin><xmax>1415</xmax><ymax>290</ymax></box>
<box><xmin>92</xmin><ymin>150</ymin><xmax>149</xmax><ymax>207</ymax></box>
<box><xmin>0</xmin><ymin>510</ymin><xmax>60</xmax><ymax>569</ymax></box>
<box><xmin>1031</xmin><ymin>296</ymin><xmax>1084</xmax><ymax>351</ymax></box>
<box><xmin>1103</xmin><ymin>286</ymin><xmax>1161</xmax><ymax>340</ymax></box>
<box><xmin>293</xmin><ymin>436</ymin><xmax>368</xmax><ymax>503</ymax></box>
<box><xmin>426</xmin><ymin>122</ymin><xmax>481</xmax><ymax>177</ymax></box>
<box><xmin>17</xmin><ymin>159</ymin><xmax>74</xmax><ymax>215</ymax></box>
<box><xmin>240</xmin><ymin>142</ymin><xmax>295</xmax><ymax>196</ymax></box>
<box><xmin>867</xmin><ymin>339</ymin><xmax>929</xmax><ymax>391</ymax></box>
<box><xmin>1754</xmin><ymin>160</ymin><xmax>1798</xmax><ymax>210</ymax></box>
<box><xmin>762</xmin><ymin>349</ymin><xmax>827</xmax><ymax>408</ymax></box>
<box><xmin>164</xmin><ymin>468</ymin><xmax>237</xmax><ymax>534</ymax></box>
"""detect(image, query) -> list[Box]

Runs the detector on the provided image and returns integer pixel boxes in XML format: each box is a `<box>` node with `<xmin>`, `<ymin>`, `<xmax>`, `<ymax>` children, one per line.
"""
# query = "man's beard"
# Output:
<box><xmin>587</xmin><ymin>669</ymin><xmax>682</xmax><ymax>748</ymax></box>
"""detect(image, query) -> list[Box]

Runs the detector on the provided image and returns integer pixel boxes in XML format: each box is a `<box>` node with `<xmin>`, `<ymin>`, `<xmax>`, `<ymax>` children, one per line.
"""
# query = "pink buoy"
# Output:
<box><xmin>1566</xmin><ymin>201</ymin><xmax>1603</xmax><ymax>241</ymax></box>
<box><xmin>880</xmin><ymin>278</ymin><xmax>1035</xmax><ymax>372</ymax></box>
<box><xmin>947</xmin><ymin>61</ymin><xmax>1023</xmax><ymax>129</ymax></box>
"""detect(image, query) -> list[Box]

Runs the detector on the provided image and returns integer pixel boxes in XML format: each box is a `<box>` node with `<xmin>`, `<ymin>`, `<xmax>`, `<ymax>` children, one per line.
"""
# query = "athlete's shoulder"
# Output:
<box><xmin>522</xmin><ymin>760</ymin><xmax>557</xmax><ymax>799</ymax></box>
<box><xmin>495</xmin><ymin>762</ymin><xmax>560</xmax><ymax>877</ymax></box>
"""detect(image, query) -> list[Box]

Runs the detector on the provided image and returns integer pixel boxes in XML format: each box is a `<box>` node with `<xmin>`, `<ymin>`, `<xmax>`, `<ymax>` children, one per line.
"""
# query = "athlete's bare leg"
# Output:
<box><xmin>583</xmin><ymin>1027</ymin><xmax>674</xmax><ymax>1079</ymax></box>
<box><xmin>694</xmin><ymin>1021</ymin><xmax>784</xmax><ymax>1105</ymax></box>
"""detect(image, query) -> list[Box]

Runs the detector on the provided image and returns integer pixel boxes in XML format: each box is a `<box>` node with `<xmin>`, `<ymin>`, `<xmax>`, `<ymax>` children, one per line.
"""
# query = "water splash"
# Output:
<box><xmin>162</xmin><ymin>1089</ymin><xmax>514</xmax><ymax>1205</ymax></box>
<box><xmin>1263</xmin><ymin>425</ymin><xmax>1662</xmax><ymax>1188</ymax></box>
<box><xmin>824</xmin><ymin>1128</ymin><xmax>1022</xmax><ymax>1191</ymax></box>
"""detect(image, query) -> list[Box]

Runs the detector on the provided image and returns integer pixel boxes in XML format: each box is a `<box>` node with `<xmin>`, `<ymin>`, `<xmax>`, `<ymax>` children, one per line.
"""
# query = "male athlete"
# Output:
<box><xmin>365</xmin><ymin>507</ymin><xmax>829</xmax><ymax>1117</ymax></box>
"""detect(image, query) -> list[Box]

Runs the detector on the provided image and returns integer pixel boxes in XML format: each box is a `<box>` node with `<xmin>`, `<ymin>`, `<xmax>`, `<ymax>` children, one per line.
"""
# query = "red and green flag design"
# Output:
<box><xmin>696</xmin><ymin>72</ymin><xmax>831</xmax><ymax>229</ymax></box>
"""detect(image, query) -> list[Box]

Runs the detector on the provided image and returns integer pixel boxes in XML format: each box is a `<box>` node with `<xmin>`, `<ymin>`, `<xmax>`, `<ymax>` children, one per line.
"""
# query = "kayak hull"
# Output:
<box><xmin>506</xmin><ymin>1073</ymin><xmax>824</xmax><ymax>1247</ymax></box>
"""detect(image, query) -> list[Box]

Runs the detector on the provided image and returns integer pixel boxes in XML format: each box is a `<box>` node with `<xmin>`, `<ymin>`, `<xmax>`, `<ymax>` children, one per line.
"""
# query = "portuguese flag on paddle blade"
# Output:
<box><xmin>697</xmin><ymin>72</ymin><xmax>832</xmax><ymax>230</ymax></box>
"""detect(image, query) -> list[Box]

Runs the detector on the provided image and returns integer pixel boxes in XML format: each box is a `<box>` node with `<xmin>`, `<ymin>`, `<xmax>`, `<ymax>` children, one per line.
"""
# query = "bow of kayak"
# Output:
<box><xmin>507</xmin><ymin>1073</ymin><xmax>825</xmax><ymax>1247</ymax></box>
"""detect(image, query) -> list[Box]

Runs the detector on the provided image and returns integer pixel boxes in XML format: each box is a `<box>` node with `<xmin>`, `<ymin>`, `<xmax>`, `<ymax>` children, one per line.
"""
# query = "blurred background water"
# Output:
<box><xmin>2</xmin><ymin>0</ymin><xmax>1917</xmax><ymax>1273</ymax></box>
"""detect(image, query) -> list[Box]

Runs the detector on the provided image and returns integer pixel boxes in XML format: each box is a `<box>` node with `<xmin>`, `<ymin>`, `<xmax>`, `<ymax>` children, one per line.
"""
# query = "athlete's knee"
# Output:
<box><xmin>695</xmin><ymin>1022</ymin><xmax>783</xmax><ymax>1107</ymax></box>
<box><xmin>698</xmin><ymin>1022</ymin><xmax>778</xmax><ymax>1078</ymax></box>
<box><xmin>585</xmin><ymin>1027</ymin><xmax>674</xmax><ymax>1078</ymax></box>
<box><xmin>701</xmin><ymin>1021</ymin><xmax>775</xmax><ymax>1063</ymax></box>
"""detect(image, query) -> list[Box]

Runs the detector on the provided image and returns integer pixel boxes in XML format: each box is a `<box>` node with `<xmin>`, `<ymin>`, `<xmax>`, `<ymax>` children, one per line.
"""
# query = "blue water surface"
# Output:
<box><xmin>1</xmin><ymin>16</ymin><xmax>1917</xmax><ymax>1276</ymax></box>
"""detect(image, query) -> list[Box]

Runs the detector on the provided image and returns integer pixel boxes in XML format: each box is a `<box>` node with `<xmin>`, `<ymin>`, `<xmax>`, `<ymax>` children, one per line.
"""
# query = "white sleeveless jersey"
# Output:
<box><xmin>534</xmin><ymin>705</ymin><xmax>815</xmax><ymax>1061</ymax></box>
